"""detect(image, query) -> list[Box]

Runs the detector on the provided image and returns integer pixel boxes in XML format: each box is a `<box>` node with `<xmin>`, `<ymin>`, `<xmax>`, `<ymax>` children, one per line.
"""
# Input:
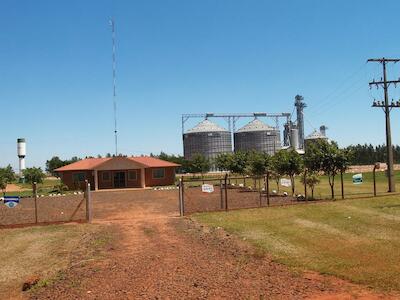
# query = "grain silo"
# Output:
<box><xmin>304</xmin><ymin>129</ymin><xmax>329</xmax><ymax>149</ymax></box>
<box><xmin>183</xmin><ymin>119</ymin><xmax>232</xmax><ymax>164</ymax></box>
<box><xmin>234</xmin><ymin>118</ymin><xmax>281</xmax><ymax>155</ymax></box>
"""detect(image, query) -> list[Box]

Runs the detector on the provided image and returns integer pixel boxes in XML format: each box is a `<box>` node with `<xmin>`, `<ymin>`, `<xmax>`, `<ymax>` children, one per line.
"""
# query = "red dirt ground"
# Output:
<box><xmin>28</xmin><ymin>189</ymin><xmax>397</xmax><ymax>299</ymax></box>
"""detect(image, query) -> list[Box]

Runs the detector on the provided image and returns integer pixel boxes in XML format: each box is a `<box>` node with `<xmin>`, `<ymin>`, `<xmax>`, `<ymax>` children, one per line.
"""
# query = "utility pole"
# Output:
<box><xmin>368</xmin><ymin>58</ymin><xmax>400</xmax><ymax>192</ymax></box>
<box><xmin>110</xmin><ymin>18</ymin><xmax>118</xmax><ymax>156</ymax></box>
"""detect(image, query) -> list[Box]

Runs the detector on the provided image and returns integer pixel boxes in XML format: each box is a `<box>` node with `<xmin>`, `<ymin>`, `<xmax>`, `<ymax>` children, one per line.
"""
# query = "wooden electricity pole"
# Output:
<box><xmin>368</xmin><ymin>58</ymin><xmax>400</xmax><ymax>192</ymax></box>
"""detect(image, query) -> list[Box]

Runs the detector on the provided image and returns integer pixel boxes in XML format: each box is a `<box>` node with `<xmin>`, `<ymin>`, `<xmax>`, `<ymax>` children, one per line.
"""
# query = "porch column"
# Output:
<box><xmin>141</xmin><ymin>168</ymin><xmax>146</xmax><ymax>188</ymax></box>
<box><xmin>94</xmin><ymin>170</ymin><xmax>99</xmax><ymax>191</ymax></box>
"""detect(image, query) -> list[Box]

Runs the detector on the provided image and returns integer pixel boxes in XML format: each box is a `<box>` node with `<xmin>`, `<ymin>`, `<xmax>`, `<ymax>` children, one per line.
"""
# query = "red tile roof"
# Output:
<box><xmin>129</xmin><ymin>156</ymin><xmax>180</xmax><ymax>168</ymax></box>
<box><xmin>55</xmin><ymin>156</ymin><xmax>179</xmax><ymax>172</ymax></box>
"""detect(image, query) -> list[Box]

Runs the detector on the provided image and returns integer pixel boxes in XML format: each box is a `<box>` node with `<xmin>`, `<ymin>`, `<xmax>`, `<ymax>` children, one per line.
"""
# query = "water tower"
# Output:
<box><xmin>17</xmin><ymin>138</ymin><xmax>26</xmax><ymax>177</ymax></box>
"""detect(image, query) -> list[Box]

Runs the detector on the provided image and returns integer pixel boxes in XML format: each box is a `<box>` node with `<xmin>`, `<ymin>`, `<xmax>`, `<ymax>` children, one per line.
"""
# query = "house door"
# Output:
<box><xmin>113</xmin><ymin>171</ymin><xmax>126</xmax><ymax>188</ymax></box>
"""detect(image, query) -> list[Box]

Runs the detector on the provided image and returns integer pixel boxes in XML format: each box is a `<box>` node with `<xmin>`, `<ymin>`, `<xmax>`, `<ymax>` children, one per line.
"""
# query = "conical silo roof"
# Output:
<box><xmin>305</xmin><ymin>130</ymin><xmax>328</xmax><ymax>140</ymax></box>
<box><xmin>186</xmin><ymin>119</ymin><xmax>228</xmax><ymax>133</ymax></box>
<box><xmin>236</xmin><ymin>118</ymin><xmax>274</xmax><ymax>133</ymax></box>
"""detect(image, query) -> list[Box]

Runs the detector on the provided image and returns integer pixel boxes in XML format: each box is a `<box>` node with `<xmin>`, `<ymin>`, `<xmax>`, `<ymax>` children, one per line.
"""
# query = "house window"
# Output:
<box><xmin>152</xmin><ymin>168</ymin><xmax>165</xmax><ymax>179</ymax></box>
<box><xmin>128</xmin><ymin>170</ymin><xmax>137</xmax><ymax>181</ymax></box>
<box><xmin>102</xmin><ymin>171</ymin><xmax>110</xmax><ymax>181</ymax></box>
<box><xmin>72</xmin><ymin>172</ymin><xmax>85</xmax><ymax>182</ymax></box>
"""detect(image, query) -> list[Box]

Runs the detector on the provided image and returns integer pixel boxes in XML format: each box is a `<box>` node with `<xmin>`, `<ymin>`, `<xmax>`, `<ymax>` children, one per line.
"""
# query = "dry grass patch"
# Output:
<box><xmin>0</xmin><ymin>223</ymin><xmax>112</xmax><ymax>299</ymax></box>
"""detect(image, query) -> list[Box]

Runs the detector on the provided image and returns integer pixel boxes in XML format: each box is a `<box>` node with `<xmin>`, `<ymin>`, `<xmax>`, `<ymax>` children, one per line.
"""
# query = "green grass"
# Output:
<box><xmin>193</xmin><ymin>195</ymin><xmax>400</xmax><ymax>292</ymax></box>
<box><xmin>4</xmin><ymin>178</ymin><xmax>65</xmax><ymax>197</ymax></box>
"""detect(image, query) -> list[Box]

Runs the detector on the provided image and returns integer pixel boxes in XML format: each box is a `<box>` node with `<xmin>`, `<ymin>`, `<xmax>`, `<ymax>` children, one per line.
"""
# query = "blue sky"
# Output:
<box><xmin>2</xmin><ymin>0</ymin><xmax>400</xmax><ymax>169</ymax></box>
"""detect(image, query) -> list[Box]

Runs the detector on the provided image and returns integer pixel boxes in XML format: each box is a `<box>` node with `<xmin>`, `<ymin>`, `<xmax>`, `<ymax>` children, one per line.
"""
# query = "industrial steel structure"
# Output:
<box><xmin>234</xmin><ymin>118</ymin><xmax>281</xmax><ymax>154</ymax></box>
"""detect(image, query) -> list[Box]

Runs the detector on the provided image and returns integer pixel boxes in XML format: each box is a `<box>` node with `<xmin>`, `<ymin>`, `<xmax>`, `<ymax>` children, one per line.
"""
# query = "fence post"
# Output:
<box><xmin>85</xmin><ymin>181</ymin><xmax>92</xmax><ymax>223</ymax></box>
<box><xmin>304</xmin><ymin>169</ymin><xmax>308</xmax><ymax>202</ymax></box>
<box><xmin>224</xmin><ymin>173</ymin><xmax>228</xmax><ymax>211</ymax></box>
<box><xmin>179</xmin><ymin>177</ymin><xmax>185</xmax><ymax>216</ymax></box>
<box><xmin>373</xmin><ymin>163</ymin><xmax>380</xmax><ymax>197</ymax></box>
<box><xmin>265</xmin><ymin>173</ymin><xmax>270</xmax><ymax>206</ymax></box>
<box><xmin>220</xmin><ymin>179</ymin><xmax>224</xmax><ymax>210</ymax></box>
<box><xmin>33</xmin><ymin>182</ymin><xmax>38</xmax><ymax>224</ymax></box>
<box><xmin>340</xmin><ymin>171</ymin><xmax>344</xmax><ymax>200</ymax></box>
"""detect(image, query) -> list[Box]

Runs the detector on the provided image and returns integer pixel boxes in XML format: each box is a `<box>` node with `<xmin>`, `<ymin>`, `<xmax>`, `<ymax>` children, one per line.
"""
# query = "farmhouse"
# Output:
<box><xmin>55</xmin><ymin>156</ymin><xmax>179</xmax><ymax>190</ymax></box>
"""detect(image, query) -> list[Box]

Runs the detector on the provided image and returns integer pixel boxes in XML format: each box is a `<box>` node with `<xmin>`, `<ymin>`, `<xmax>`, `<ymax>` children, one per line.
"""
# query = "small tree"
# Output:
<box><xmin>229</xmin><ymin>151</ymin><xmax>249</xmax><ymax>176</ymax></box>
<box><xmin>23</xmin><ymin>167</ymin><xmax>46</xmax><ymax>192</ymax></box>
<box><xmin>0</xmin><ymin>165</ymin><xmax>15</xmax><ymax>196</ymax></box>
<box><xmin>247</xmin><ymin>151</ymin><xmax>270</xmax><ymax>176</ymax></box>
<box><xmin>188</xmin><ymin>154</ymin><xmax>210</xmax><ymax>181</ymax></box>
<box><xmin>247</xmin><ymin>151</ymin><xmax>270</xmax><ymax>188</ymax></box>
<box><xmin>302</xmin><ymin>171</ymin><xmax>320</xmax><ymax>199</ymax></box>
<box><xmin>270</xmin><ymin>155</ymin><xmax>282</xmax><ymax>192</ymax></box>
<box><xmin>305</xmin><ymin>140</ymin><xmax>351</xmax><ymax>199</ymax></box>
<box><xmin>214</xmin><ymin>153</ymin><xmax>232</xmax><ymax>171</ymax></box>
<box><xmin>273</xmin><ymin>150</ymin><xmax>303</xmax><ymax>195</ymax></box>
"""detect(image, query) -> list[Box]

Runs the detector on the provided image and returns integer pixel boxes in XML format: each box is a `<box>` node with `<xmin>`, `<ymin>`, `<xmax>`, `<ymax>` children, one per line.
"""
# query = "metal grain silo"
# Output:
<box><xmin>183</xmin><ymin>119</ymin><xmax>232</xmax><ymax>163</ymax></box>
<box><xmin>234</xmin><ymin>118</ymin><xmax>281</xmax><ymax>155</ymax></box>
<box><xmin>304</xmin><ymin>130</ymin><xmax>329</xmax><ymax>149</ymax></box>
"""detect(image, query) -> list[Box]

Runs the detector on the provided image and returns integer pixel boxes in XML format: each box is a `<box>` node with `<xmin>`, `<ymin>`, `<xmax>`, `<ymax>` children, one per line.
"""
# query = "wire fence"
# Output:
<box><xmin>178</xmin><ymin>170</ymin><xmax>395</xmax><ymax>215</ymax></box>
<box><xmin>0</xmin><ymin>182</ymin><xmax>92</xmax><ymax>228</ymax></box>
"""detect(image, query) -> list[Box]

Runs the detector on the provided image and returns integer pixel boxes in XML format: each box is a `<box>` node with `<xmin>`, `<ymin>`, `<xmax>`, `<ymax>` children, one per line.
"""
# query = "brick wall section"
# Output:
<box><xmin>145</xmin><ymin>167</ymin><xmax>176</xmax><ymax>187</ymax></box>
<box><xmin>98</xmin><ymin>169</ymin><xmax>142</xmax><ymax>189</ymax></box>
<box><xmin>59</xmin><ymin>167</ymin><xmax>176</xmax><ymax>190</ymax></box>
<box><xmin>59</xmin><ymin>170</ymin><xmax>95</xmax><ymax>191</ymax></box>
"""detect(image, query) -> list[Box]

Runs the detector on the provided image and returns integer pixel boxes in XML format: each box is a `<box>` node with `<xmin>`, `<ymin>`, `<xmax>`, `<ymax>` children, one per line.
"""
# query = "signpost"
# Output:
<box><xmin>4</xmin><ymin>196</ymin><xmax>20</xmax><ymax>208</ymax></box>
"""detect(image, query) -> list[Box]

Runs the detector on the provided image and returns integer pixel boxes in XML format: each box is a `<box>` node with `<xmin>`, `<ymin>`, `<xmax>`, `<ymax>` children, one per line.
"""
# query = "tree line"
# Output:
<box><xmin>344</xmin><ymin>144</ymin><xmax>400</xmax><ymax>165</ymax></box>
<box><xmin>155</xmin><ymin>141</ymin><xmax>351</xmax><ymax>199</ymax></box>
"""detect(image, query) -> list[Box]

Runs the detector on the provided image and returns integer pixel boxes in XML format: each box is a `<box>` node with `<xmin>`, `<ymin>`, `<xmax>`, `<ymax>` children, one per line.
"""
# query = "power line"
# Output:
<box><xmin>308</xmin><ymin>63</ymin><xmax>367</xmax><ymax>114</ymax></box>
<box><xmin>110</xmin><ymin>18</ymin><xmax>118</xmax><ymax>156</ymax></box>
<box><xmin>368</xmin><ymin>57</ymin><xmax>400</xmax><ymax>193</ymax></box>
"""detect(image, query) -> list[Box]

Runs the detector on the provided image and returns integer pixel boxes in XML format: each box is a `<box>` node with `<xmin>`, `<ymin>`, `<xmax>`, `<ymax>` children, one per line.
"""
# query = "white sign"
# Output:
<box><xmin>280</xmin><ymin>178</ymin><xmax>292</xmax><ymax>187</ymax></box>
<box><xmin>201</xmin><ymin>184</ymin><xmax>214</xmax><ymax>193</ymax></box>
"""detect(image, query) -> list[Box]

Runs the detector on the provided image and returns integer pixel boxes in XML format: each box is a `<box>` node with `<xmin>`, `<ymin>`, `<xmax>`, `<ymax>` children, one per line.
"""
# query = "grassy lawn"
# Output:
<box><xmin>0</xmin><ymin>223</ymin><xmax>112</xmax><ymax>298</ymax></box>
<box><xmin>193</xmin><ymin>195</ymin><xmax>400</xmax><ymax>292</ymax></box>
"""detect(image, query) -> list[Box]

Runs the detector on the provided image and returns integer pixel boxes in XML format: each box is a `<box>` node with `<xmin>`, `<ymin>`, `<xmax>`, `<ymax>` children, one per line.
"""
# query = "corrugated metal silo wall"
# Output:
<box><xmin>234</xmin><ymin>129</ymin><xmax>281</xmax><ymax>155</ymax></box>
<box><xmin>183</xmin><ymin>131</ymin><xmax>232</xmax><ymax>162</ymax></box>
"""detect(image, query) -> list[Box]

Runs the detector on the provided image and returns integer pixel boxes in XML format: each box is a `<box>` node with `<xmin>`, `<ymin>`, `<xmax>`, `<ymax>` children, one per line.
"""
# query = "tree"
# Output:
<box><xmin>273</xmin><ymin>150</ymin><xmax>303</xmax><ymax>195</ymax></box>
<box><xmin>156</xmin><ymin>152</ymin><xmax>187</xmax><ymax>173</ymax></box>
<box><xmin>302</xmin><ymin>171</ymin><xmax>320</xmax><ymax>199</ymax></box>
<box><xmin>214</xmin><ymin>153</ymin><xmax>232</xmax><ymax>171</ymax></box>
<box><xmin>23</xmin><ymin>167</ymin><xmax>46</xmax><ymax>191</ymax></box>
<box><xmin>188</xmin><ymin>154</ymin><xmax>210</xmax><ymax>180</ymax></box>
<box><xmin>46</xmin><ymin>156</ymin><xmax>66</xmax><ymax>176</ymax></box>
<box><xmin>0</xmin><ymin>165</ymin><xmax>15</xmax><ymax>196</ymax></box>
<box><xmin>247</xmin><ymin>152</ymin><xmax>270</xmax><ymax>176</ymax></box>
<box><xmin>228</xmin><ymin>152</ymin><xmax>249</xmax><ymax>176</ymax></box>
<box><xmin>305</xmin><ymin>140</ymin><xmax>351</xmax><ymax>199</ymax></box>
<box><xmin>46</xmin><ymin>156</ymin><xmax>81</xmax><ymax>177</ymax></box>
<box><xmin>270</xmin><ymin>156</ymin><xmax>282</xmax><ymax>192</ymax></box>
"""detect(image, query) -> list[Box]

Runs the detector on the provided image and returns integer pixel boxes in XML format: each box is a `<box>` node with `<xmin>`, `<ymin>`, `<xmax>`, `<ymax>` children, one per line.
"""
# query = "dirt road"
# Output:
<box><xmin>31</xmin><ymin>190</ymin><xmax>394</xmax><ymax>299</ymax></box>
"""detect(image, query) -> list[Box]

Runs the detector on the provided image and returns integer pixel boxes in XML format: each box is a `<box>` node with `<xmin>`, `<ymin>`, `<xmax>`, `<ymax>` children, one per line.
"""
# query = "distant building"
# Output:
<box><xmin>55</xmin><ymin>156</ymin><xmax>179</xmax><ymax>190</ymax></box>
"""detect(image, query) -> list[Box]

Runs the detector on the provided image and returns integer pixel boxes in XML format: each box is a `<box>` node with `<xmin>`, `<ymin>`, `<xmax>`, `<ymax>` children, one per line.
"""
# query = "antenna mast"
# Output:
<box><xmin>110</xmin><ymin>18</ymin><xmax>118</xmax><ymax>156</ymax></box>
